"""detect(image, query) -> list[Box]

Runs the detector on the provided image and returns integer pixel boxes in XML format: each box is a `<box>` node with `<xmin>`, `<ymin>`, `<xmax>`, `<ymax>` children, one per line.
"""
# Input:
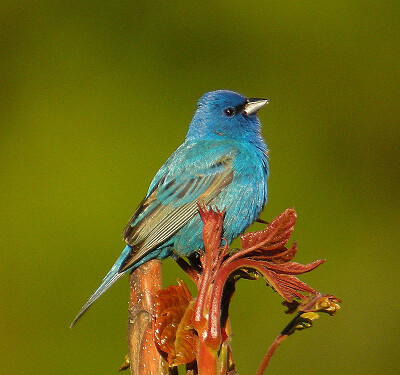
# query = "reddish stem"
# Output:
<box><xmin>207</xmin><ymin>259</ymin><xmax>243</xmax><ymax>343</ymax></box>
<box><xmin>193</xmin><ymin>215</ymin><xmax>217</xmax><ymax>330</ymax></box>
<box><xmin>196</xmin><ymin>337</ymin><xmax>219</xmax><ymax>375</ymax></box>
<box><xmin>127</xmin><ymin>260</ymin><xmax>168</xmax><ymax>375</ymax></box>
<box><xmin>256</xmin><ymin>334</ymin><xmax>288</xmax><ymax>375</ymax></box>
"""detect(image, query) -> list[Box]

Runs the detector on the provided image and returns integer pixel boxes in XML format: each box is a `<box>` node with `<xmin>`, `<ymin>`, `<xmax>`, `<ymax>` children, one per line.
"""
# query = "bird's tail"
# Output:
<box><xmin>69</xmin><ymin>245</ymin><xmax>131</xmax><ymax>328</ymax></box>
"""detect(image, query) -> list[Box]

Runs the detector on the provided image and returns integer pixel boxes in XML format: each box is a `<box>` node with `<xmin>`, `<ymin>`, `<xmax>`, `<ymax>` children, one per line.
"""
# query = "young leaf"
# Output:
<box><xmin>153</xmin><ymin>280</ymin><xmax>196</xmax><ymax>366</ymax></box>
<box><xmin>240</xmin><ymin>208</ymin><xmax>297</xmax><ymax>253</ymax></box>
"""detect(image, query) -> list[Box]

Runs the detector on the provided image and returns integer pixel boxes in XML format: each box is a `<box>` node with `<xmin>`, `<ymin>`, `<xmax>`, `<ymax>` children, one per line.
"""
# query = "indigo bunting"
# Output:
<box><xmin>71</xmin><ymin>90</ymin><xmax>269</xmax><ymax>327</ymax></box>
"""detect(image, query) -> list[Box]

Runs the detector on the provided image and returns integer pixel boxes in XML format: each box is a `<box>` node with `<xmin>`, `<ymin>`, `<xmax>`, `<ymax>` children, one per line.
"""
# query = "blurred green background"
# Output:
<box><xmin>1</xmin><ymin>1</ymin><xmax>399</xmax><ymax>374</ymax></box>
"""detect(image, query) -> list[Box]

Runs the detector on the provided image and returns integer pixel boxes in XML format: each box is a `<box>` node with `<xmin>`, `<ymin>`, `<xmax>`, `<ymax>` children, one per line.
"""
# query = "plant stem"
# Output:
<box><xmin>255</xmin><ymin>334</ymin><xmax>287</xmax><ymax>375</ymax></box>
<box><xmin>127</xmin><ymin>259</ymin><xmax>168</xmax><ymax>375</ymax></box>
<box><xmin>196</xmin><ymin>339</ymin><xmax>219</xmax><ymax>375</ymax></box>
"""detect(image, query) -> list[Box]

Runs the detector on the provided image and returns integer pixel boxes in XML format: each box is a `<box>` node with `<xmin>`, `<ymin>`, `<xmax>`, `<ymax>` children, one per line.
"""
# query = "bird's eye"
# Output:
<box><xmin>223</xmin><ymin>107</ymin><xmax>235</xmax><ymax>117</ymax></box>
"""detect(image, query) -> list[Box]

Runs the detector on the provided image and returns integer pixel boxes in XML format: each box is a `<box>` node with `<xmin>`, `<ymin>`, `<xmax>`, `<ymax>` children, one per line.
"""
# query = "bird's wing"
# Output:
<box><xmin>120</xmin><ymin>147</ymin><xmax>235</xmax><ymax>272</ymax></box>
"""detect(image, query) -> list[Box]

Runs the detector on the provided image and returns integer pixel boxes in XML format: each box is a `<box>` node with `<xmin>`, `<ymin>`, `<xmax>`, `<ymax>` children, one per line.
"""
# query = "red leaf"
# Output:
<box><xmin>250</xmin><ymin>242</ymin><xmax>298</xmax><ymax>263</ymax></box>
<box><xmin>240</xmin><ymin>208</ymin><xmax>297</xmax><ymax>253</ymax></box>
<box><xmin>261</xmin><ymin>259</ymin><xmax>326</xmax><ymax>275</ymax></box>
<box><xmin>260</xmin><ymin>268</ymin><xmax>317</xmax><ymax>301</ymax></box>
<box><xmin>224</xmin><ymin>257</ymin><xmax>325</xmax><ymax>303</ymax></box>
<box><xmin>270</xmin><ymin>242</ymin><xmax>298</xmax><ymax>263</ymax></box>
<box><xmin>153</xmin><ymin>280</ymin><xmax>196</xmax><ymax>366</ymax></box>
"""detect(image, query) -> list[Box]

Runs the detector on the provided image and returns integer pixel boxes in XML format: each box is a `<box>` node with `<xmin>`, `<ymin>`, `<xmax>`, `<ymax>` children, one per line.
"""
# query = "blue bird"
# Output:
<box><xmin>70</xmin><ymin>90</ymin><xmax>269</xmax><ymax>327</ymax></box>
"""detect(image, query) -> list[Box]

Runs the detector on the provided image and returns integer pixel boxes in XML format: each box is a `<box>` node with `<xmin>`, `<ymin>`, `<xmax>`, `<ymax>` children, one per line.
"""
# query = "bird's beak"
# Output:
<box><xmin>243</xmin><ymin>98</ymin><xmax>269</xmax><ymax>116</ymax></box>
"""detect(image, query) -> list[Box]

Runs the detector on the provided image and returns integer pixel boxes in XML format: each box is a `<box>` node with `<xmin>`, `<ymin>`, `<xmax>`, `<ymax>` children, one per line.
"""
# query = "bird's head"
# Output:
<box><xmin>186</xmin><ymin>90</ymin><xmax>268</xmax><ymax>142</ymax></box>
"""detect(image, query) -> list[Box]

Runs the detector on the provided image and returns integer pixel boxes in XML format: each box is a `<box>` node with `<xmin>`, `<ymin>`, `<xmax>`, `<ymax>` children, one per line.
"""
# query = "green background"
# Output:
<box><xmin>1</xmin><ymin>1</ymin><xmax>399</xmax><ymax>374</ymax></box>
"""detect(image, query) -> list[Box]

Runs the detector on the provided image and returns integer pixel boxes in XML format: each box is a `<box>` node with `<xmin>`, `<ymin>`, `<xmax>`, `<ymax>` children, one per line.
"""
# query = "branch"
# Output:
<box><xmin>255</xmin><ymin>334</ymin><xmax>287</xmax><ymax>375</ymax></box>
<box><xmin>127</xmin><ymin>260</ymin><xmax>169</xmax><ymax>375</ymax></box>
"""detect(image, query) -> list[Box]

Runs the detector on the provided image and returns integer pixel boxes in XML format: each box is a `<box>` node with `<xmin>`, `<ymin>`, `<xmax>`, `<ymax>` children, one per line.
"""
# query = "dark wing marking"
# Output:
<box><xmin>119</xmin><ymin>164</ymin><xmax>234</xmax><ymax>272</ymax></box>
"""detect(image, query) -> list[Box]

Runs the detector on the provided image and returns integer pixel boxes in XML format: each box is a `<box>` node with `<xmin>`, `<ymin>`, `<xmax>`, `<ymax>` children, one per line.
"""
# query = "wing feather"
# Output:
<box><xmin>119</xmin><ymin>156</ymin><xmax>234</xmax><ymax>272</ymax></box>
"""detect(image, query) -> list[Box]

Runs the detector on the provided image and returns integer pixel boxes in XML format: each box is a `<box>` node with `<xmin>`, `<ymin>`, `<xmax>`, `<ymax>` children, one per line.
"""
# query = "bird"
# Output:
<box><xmin>70</xmin><ymin>90</ymin><xmax>269</xmax><ymax>327</ymax></box>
